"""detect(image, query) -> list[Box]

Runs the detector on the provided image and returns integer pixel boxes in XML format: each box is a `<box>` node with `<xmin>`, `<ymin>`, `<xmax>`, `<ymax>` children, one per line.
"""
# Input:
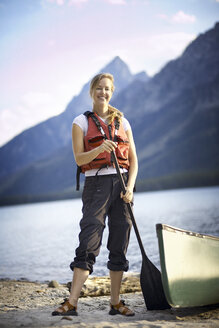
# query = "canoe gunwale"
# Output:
<box><xmin>156</xmin><ymin>223</ymin><xmax>219</xmax><ymax>241</ymax></box>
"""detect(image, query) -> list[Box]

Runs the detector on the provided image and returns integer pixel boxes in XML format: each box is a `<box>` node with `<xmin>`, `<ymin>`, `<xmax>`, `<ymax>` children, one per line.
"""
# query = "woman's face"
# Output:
<box><xmin>92</xmin><ymin>78</ymin><xmax>113</xmax><ymax>107</ymax></box>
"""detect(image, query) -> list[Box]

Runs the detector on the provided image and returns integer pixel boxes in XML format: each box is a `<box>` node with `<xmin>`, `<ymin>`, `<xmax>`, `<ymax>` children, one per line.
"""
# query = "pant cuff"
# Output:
<box><xmin>107</xmin><ymin>260</ymin><xmax>129</xmax><ymax>272</ymax></box>
<box><xmin>70</xmin><ymin>261</ymin><xmax>93</xmax><ymax>274</ymax></box>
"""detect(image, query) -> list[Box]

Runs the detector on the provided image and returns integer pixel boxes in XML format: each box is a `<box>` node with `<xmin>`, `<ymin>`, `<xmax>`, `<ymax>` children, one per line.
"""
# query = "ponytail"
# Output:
<box><xmin>107</xmin><ymin>104</ymin><xmax>123</xmax><ymax>125</ymax></box>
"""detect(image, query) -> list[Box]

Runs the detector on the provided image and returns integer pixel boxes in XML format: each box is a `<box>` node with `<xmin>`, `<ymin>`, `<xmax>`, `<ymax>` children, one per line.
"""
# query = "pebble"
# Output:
<box><xmin>48</xmin><ymin>280</ymin><xmax>59</xmax><ymax>288</ymax></box>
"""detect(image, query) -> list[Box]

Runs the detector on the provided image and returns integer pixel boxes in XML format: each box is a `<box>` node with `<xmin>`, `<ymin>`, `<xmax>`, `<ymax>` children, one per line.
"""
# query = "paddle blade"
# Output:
<box><xmin>140</xmin><ymin>255</ymin><xmax>171</xmax><ymax>310</ymax></box>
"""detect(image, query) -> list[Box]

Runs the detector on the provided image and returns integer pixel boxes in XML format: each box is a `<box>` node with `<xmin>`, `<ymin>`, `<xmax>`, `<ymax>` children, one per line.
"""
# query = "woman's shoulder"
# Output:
<box><xmin>73</xmin><ymin>113</ymin><xmax>86</xmax><ymax>123</ymax></box>
<box><xmin>121</xmin><ymin>116</ymin><xmax>131</xmax><ymax>132</ymax></box>
<box><xmin>72</xmin><ymin>113</ymin><xmax>88</xmax><ymax>133</ymax></box>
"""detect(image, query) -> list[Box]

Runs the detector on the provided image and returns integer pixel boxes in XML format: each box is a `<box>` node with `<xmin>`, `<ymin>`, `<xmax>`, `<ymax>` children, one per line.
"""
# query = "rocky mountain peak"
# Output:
<box><xmin>98</xmin><ymin>56</ymin><xmax>134</xmax><ymax>92</ymax></box>
<box><xmin>121</xmin><ymin>21</ymin><xmax>219</xmax><ymax>116</ymax></box>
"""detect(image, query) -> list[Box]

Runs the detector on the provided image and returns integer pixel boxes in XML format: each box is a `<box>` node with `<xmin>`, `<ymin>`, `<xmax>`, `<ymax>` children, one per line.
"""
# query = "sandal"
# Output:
<box><xmin>109</xmin><ymin>299</ymin><xmax>135</xmax><ymax>316</ymax></box>
<box><xmin>52</xmin><ymin>299</ymin><xmax>78</xmax><ymax>316</ymax></box>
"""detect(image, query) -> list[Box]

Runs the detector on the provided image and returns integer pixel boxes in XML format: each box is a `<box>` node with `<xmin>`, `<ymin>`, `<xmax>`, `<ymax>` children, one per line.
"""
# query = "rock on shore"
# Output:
<box><xmin>68</xmin><ymin>273</ymin><xmax>142</xmax><ymax>297</ymax></box>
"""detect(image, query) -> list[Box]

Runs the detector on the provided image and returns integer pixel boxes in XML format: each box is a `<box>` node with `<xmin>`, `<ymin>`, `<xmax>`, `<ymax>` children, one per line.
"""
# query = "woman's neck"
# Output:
<box><xmin>93</xmin><ymin>104</ymin><xmax>109</xmax><ymax>119</ymax></box>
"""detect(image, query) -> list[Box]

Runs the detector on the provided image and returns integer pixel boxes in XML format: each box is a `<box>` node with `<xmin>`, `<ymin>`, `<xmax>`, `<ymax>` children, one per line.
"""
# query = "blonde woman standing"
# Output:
<box><xmin>52</xmin><ymin>73</ymin><xmax>138</xmax><ymax>317</ymax></box>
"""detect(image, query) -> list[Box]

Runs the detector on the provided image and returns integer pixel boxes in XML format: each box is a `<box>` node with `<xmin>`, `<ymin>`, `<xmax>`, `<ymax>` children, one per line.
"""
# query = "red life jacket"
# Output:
<box><xmin>80</xmin><ymin>111</ymin><xmax>130</xmax><ymax>173</ymax></box>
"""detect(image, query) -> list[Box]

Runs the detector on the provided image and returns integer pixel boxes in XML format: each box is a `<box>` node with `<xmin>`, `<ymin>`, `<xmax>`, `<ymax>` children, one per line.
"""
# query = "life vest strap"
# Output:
<box><xmin>75</xmin><ymin>111</ymin><xmax>121</xmax><ymax>190</ymax></box>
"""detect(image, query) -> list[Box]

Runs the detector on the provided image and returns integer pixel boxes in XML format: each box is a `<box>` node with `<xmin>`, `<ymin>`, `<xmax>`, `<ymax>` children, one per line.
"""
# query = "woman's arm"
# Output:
<box><xmin>72</xmin><ymin>123</ymin><xmax>118</xmax><ymax>166</ymax></box>
<box><xmin>121</xmin><ymin>128</ymin><xmax>138</xmax><ymax>203</ymax></box>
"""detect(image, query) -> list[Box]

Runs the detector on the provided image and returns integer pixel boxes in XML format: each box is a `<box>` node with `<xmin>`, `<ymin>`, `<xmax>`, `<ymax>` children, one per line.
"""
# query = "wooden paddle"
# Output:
<box><xmin>112</xmin><ymin>151</ymin><xmax>171</xmax><ymax>310</ymax></box>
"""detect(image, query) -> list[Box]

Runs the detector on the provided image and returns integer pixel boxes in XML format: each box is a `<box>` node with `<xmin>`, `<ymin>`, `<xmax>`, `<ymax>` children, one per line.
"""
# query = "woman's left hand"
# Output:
<box><xmin>120</xmin><ymin>187</ymin><xmax>133</xmax><ymax>203</ymax></box>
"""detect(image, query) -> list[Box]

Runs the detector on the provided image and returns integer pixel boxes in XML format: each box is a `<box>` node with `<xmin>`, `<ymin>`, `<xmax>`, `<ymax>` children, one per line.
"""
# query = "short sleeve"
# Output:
<box><xmin>72</xmin><ymin>114</ymin><xmax>88</xmax><ymax>135</ymax></box>
<box><xmin>122</xmin><ymin>117</ymin><xmax>131</xmax><ymax>131</ymax></box>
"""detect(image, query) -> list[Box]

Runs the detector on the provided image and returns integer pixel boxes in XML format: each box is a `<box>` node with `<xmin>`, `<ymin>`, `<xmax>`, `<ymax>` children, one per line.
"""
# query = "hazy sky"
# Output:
<box><xmin>0</xmin><ymin>0</ymin><xmax>218</xmax><ymax>146</ymax></box>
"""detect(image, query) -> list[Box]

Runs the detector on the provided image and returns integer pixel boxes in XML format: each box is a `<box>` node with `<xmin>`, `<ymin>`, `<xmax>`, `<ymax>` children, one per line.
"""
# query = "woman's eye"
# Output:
<box><xmin>96</xmin><ymin>87</ymin><xmax>110</xmax><ymax>91</ymax></box>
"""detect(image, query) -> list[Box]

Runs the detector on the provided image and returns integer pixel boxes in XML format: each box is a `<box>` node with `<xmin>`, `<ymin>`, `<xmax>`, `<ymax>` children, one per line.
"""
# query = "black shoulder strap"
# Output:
<box><xmin>84</xmin><ymin>111</ymin><xmax>107</xmax><ymax>138</ymax></box>
<box><xmin>83</xmin><ymin>110</ymin><xmax>92</xmax><ymax>118</ymax></box>
<box><xmin>114</xmin><ymin>116</ymin><xmax>120</xmax><ymax>130</ymax></box>
<box><xmin>84</xmin><ymin>111</ymin><xmax>120</xmax><ymax>133</ymax></box>
<box><xmin>113</xmin><ymin>117</ymin><xmax>120</xmax><ymax>142</ymax></box>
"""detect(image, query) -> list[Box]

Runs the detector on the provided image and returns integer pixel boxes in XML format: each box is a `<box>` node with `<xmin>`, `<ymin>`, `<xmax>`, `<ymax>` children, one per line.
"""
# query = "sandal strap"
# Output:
<box><xmin>60</xmin><ymin>298</ymin><xmax>69</xmax><ymax>305</ymax></box>
<box><xmin>59</xmin><ymin>300</ymin><xmax>76</xmax><ymax>313</ymax></box>
<box><xmin>111</xmin><ymin>300</ymin><xmax>133</xmax><ymax>315</ymax></box>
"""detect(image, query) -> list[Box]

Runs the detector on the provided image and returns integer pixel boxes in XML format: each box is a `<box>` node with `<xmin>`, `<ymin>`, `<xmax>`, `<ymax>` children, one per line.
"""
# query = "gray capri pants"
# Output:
<box><xmin>70</xmin><ymin>173</ymin><xmax>133</xmax><ymax>274</ymax></box>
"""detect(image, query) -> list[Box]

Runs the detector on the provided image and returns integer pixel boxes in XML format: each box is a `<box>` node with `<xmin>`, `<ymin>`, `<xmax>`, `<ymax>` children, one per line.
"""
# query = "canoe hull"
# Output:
<box><xmin>156</xmin><ymin>224</ymin><xmax>219</xmax><ymax>308</ymax></box>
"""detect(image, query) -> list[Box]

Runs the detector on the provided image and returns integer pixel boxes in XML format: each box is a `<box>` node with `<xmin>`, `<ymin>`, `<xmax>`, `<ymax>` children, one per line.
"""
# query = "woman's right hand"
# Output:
<box><xmin>99</xmin><ymin>140</ymin><xmax>117</xmax><ymax>154</ymax></box>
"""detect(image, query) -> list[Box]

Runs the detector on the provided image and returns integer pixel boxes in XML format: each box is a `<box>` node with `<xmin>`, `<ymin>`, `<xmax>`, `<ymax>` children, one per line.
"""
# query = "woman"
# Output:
<box><xmin>52</xmin><ymin>73</ymin><xmax>138</xmax><ymax>317</ymax></box>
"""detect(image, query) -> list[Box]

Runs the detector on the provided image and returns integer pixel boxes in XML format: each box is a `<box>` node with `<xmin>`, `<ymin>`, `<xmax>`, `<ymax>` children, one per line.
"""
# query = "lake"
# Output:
<box><xmin>0</xmin><ymin>186</ymin><xmax>218</xmax><ymax>283</ymax></box>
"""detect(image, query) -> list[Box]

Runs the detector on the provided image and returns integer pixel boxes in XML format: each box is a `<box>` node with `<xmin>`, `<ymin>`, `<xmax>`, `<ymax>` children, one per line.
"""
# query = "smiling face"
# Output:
<box><xmin>91</xmin><ymin>77</ymin><xmax>113</xmax><ymax>108</ymax></box>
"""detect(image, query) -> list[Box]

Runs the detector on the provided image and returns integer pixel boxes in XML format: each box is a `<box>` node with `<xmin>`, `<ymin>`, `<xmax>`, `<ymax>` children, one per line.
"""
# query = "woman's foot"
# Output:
<box><xmin>109</xmin><ymin>300</ymin><xmax>135</xmax><ymax>316</ymax></box>
<box><xmin>52</xmin><ymin>299</ymin><xmax>78</xmax><ymax>316</ymax></box>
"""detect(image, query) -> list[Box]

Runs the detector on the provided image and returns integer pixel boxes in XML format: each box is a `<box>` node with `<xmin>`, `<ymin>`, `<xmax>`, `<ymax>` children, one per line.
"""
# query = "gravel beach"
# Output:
<box><xmin>0</xmin><ymin>275</ymin><xmax>219</xmax><ymax>328</ymax></box>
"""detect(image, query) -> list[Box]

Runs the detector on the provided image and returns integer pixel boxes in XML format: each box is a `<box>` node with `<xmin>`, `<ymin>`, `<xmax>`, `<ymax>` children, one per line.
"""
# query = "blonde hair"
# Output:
<box><xmin>89</xmin><ymin>73</ymin><xmax>123</xmax><ymax>125</ymax></box>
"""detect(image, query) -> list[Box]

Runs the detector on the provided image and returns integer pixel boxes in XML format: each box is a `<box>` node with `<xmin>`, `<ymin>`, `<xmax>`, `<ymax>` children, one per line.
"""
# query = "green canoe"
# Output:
<box><xmin>156</xmin><ymin>223</ymin><xmax>219</xmax><ymax>307</ymax></box>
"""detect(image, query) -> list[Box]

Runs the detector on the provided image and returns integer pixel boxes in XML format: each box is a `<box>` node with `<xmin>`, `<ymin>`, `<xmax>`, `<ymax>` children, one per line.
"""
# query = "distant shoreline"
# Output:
<box><xmin>1</xmin><ymin>181</ymin><xmax>219</xmax><ymax>207</ymax></box>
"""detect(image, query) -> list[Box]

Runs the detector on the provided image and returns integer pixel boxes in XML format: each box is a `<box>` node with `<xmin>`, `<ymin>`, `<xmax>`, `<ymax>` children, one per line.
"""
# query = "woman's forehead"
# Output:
<box><xmin>97</xmin><ymin>78</ymin><xmax>113</xmax><ymax>86</ymax></box>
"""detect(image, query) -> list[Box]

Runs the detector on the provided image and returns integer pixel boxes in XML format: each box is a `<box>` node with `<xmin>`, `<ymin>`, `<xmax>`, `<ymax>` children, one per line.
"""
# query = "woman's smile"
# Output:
<box><xmin>93</xmin><ymin>77</ymin><xmax>113</xmax><ymax>108</ymax></box>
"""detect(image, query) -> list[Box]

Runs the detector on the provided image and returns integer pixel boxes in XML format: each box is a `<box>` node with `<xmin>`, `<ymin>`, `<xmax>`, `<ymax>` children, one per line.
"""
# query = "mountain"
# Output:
<box><xmin>123</xmin><ymin>24</ymin><xmax>219</xmax><ymax>189</ymax></box>
<box><xmin>0</xmin><ymin>56</ymin><xmax>150</xmax><ymax>204</ymax></box>
<box><xmin>117</xmin><ymin>22</ymin><xmax>219</xmax><ymax>189</ymax></box>
<box><xmin>0</xmin><ymin>23</ymin><xmax>218</xmax><ymax>205</ymax></box>
<box><xmin>0</xmin><ymin>56</ymin><xmax>149</xmax><ymax>180</ymax></box>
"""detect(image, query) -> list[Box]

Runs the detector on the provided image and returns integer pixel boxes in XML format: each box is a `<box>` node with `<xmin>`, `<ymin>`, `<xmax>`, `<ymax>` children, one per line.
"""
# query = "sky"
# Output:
<box><xmin>0</xmin><ymin>0</ymin><xmax>218</xmax><ymax>146</ymax></box>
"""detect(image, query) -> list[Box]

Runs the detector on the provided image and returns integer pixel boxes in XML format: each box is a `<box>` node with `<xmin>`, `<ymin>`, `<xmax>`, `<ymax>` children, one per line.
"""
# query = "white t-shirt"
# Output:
<box><xmin>73</xmin><ymin>114</ymin><xmax>131</xmax><ymax>135</ymax></box>
<box><xmin>72</xmin><ymin>113</ymin><xmax>131</xmax><ymax>176</ymax></box>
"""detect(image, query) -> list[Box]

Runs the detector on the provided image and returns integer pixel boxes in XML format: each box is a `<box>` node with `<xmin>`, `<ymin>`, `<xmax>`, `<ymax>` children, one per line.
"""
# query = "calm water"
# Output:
<box><xmin>0</xmin><ymin>187</ymin><xmax>218</xmax><ymax>283</ymax></box>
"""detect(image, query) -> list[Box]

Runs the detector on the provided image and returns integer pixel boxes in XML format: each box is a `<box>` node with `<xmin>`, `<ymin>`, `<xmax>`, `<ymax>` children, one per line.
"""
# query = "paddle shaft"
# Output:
<box><xmin>111</xmin><ymin>151</ymin><xmax>147</xmax><ymax>258</ymax></box>
<box><xmin>112</xmin><ymin>150</ymin><xmax>171</xmax><ymax>310</ymax></box>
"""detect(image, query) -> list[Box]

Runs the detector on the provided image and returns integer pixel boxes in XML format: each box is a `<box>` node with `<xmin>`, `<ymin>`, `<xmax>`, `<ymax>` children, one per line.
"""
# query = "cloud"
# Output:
<box><xmin>130</xmin><ymin>0</ymin><xmax>149</xmax><ymax>4</ymax></box>
<box><xmin>21</xmin><ymin>92</ymin><xmax>54</xmax><ymax>109</ymax></box>
<box><xmin>172</xmin><ymin>10</ymin><xmax>196</xmax><ymax>23</ymax></box>
<box><xmin>148</xmin><ymin>32</ymin><xmax>196</xmax><ymax>57</ymax></box>
<box><xmin>48</xmin><ymin>39</ymin><xmax>56</xmax><ymax>47</ymax></box>
<box><xmin>157</xmin><ymin>13</ymin><xmax>168</xmax><ymax>20</ymax></box>
<box><xmin>104</xmin><ymin>0</ymin><xmax>126</xmax><ymax>4</ymax></box>
<box><xmin>158</xmin><ymin>10</ymin><xmax>196</xmax><ymax>24</ymax></box>
<box><xmin>43</xmin><ymin>0</ymin><xmax>88</xmax><ymax>6</ymax></box>
<box><xmin>0</xmin><ymin>106</ymin><xmax>38</xmax><ymax>146</ymax></box>
<box><xmin>0</xmin><ymin>91</ymin><xmax>67</xmax><ymax>146</ymax></box>
<box><xmin>45</xmin><ymin>0</ymin><xmax>65</xmax><ymax>5</ymax></box>
<box><xmin>118</xmin><ymin>32</ymin><xmax>196</xmax><ymax>76</ymax></box>
<box><xmin>68</xmin><ymin>0</ymin><xmax>89</xmax><ymax>5</ymax></box>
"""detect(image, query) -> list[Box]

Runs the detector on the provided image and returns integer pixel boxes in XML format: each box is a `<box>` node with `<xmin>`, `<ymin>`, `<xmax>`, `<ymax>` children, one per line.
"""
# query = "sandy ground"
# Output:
<box><xmin>0</xmin><ymin>275</ymin><xmax>219</xmax><ymax>328</ymax></box>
